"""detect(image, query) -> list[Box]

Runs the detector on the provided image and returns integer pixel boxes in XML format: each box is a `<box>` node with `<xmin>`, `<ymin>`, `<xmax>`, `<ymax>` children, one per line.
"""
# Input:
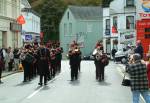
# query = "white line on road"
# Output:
<box><xmin>26</xmin><ymin>78</ymin><xmax>57</xmax><ymax>99</ymax></box>
<box><xmin>27</xmin><ymin>87</ymin><xmax>43</xmax><ymax>99</ymax></box>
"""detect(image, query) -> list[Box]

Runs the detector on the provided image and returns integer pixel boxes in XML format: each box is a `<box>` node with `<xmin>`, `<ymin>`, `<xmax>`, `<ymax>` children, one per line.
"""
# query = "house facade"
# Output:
<box><xmin>59</xmin><ymin>6</ymin><xmax>103</xmax><ymax>57</ymax></box>
<box><xmin>0</xmin><ymin>0</ymin><xmax>22</xmax><ymax>48</ymax></box>
<box><xmin>21</xmin><ymin>0</ymin><xmax>41</xmax><ymax>44</ymax></box>
<box><xmin>103</xmin><ymin>0</ymin><xmax>136</xmax><ymax>55</ymax></box>
<box><xmin>136</xmin><ymin>0</ymin><xmax>150</xmax><ymax>58</ymax></box>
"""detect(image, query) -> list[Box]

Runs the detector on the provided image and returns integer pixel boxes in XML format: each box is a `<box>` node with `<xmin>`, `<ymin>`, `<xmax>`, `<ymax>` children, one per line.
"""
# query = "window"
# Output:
<box><xmin>105</xmin><ymin>19</ymin><xmax>110</xmax><ymax>35</ymax></box>
<box><xmin>126</xmin><ymin>0</ymin><xmax>134</xmax><ymax>6</ymax></box>
<box><xmin>67</xmin><ymin>12</ymin><xmax>69</xmax><ymax>20</ymax></box>
<box><xmin>113</xmin><ymin>16</ymin><xmax>117</xmax><ymax>28</ymax></box>
<box><xmin>87</xmin><ymin>23</ymin><xmax>92</xmax><ymax>32</ymax></box>
<box><xmin>64</xmin><ymin>23</ymin><xmax>67</xmax><ymax>35</ymax></box>
<box><xmin>126</xmin><ymin>16</ymin><xmax>134</xmax><ymax>29</ymax></box>
<box><xmin>0</xmin><ymin>0</ymin><xmax>6</xmax><ymax>16</ymax></box>
<box><xmin>106</xmin><ymin>19</ymin><xmax>110</xmax><ymax>30</ymax></box>
<box><xmin>12</xmin><ymin>0</ymin><xmax>17</xmax><ymax>18</ymax></box>
<box><xmin>145</xmin><ymin>34</ymin><xmax>150</xmax><ymax>39</ymax></box>
<box><xmin>145</xmin><ymin>28</ymin><xmax>150</xmax><ymax>32</ymax></box>
<box><xmin>69</xmin><ymin>23</ymin><xmax>72</xmax><ymax>35</ymax></box>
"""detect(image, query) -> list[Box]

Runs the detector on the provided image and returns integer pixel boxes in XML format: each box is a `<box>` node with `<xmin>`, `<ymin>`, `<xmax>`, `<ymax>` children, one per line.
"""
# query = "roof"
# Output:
<box><xmin>68</xmin><ymin>5</ymin><xmax>102</xmax><ymax>20</ymax></box>
<box><xmin>21</xmin><ymin>8</ymin><xmax>41</xmax><ymax>17</ymax></box>
<box><xmin>21</xmin><ymin>0</ymin><xmax>31</xmax><ymax>8</ymax></box>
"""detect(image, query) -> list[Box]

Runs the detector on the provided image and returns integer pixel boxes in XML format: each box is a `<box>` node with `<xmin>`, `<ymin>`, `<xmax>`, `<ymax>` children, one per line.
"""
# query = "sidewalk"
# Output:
<box><xmin>2</xmin><ymin>70</ymin><xmax>19</xmax><ymax>78</ymax></box>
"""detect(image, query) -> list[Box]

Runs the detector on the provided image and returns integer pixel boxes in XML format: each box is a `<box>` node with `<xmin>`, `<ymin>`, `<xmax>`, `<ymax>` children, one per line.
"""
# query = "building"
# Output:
<box><xmin>0</xmin><ymin>0</ymin><xmax>22</xmax><ymax>48</ymax></box>
<box><xmin>103</xmin><ymin>0</ymin><xmax>136</xmax><ymax>55</ymax></box>
<box><xmin>59</xmin><ymin>5</ymin><xmax>103</xmax><ymax>57</ymax></box>
<box><xmin>21</xmin><ymin>0</ymin><xmax>41</xmax><ymax>44</ymax></box>
<box><xmin>103</xmin><ymin>7</ymin><xmax>111</xmax><ymax>54</ymax></box>
<box><xmin>136</xmin><ymin>0</ymin><xmax>150</xmax><ymax>59</ymax></box>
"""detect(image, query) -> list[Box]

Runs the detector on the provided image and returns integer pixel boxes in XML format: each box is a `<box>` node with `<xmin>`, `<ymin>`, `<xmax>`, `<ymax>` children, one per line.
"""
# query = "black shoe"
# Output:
<box><xmin>23</xmin><ymin>80</ymin><xmax>27</xmax><ymax>83</ymax></box>
<box><xmin>38</xmin><ymin>83</ymin><xmax>42</xmax><ymax>86</ymax></box>
<box><xmin>44</xmin><ymin>83</ymin><xmax>47</xmax><ymax>85</ymax></box>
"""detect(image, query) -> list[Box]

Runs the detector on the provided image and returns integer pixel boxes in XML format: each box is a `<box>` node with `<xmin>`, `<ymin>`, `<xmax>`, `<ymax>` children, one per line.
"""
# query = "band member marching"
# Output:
<box><xmin>37</xmin><ymin>42</ymin><xmax>50</xmax><ymax>86</ymax></box>
<box><xmin>68</xmin><ymin>43</ymin><xmax>81</xmax><ymax>81</ymax></box>
<box><xmin>93</xmin><ymin>41</ymin><xmax>109</xmax><ymax>81</ymax></box>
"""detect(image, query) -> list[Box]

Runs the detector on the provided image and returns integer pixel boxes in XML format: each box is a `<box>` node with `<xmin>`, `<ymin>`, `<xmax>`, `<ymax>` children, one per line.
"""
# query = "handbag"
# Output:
<box><xmin>122</xmin><ymin>73</ymin><xmax>131</xmax><ymax>86</ymax></box>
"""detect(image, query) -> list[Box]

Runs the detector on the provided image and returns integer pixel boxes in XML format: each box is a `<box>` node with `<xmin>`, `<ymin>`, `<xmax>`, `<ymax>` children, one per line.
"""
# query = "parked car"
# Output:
<box><xmin>115</xmin><ymin>49</ymin><xmax>127</xmax><ymax>63</ymax></box>
<box><xmin>82</xmin><ymin>54</ymin><xmax>94</xmax><ymax>60</ymax></box>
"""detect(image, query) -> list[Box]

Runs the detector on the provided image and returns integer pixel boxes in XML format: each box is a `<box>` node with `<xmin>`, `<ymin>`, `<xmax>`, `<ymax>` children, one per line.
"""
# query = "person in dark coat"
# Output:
<box><xmin>0</xmin><ymin>49</ymin><xmax>4</xmax><ymax>83</ymax></box>
<box><xmin>68</xmin><ymin>45</ymin><xmax>80</xmax><ymax>81</ymax></box>
<box><xmin>134</xmin><ymin>40</ymin><xmax>143</xmax><ymax>59</ymax></box>
<box><xmin>128</xmin><ymin>54</ymin><xmax>150</xmax><ymax>103</ymax></box>
<box><xmin>23</xmin><ymin>49</ymin><xmax>34</xmax><ymax>82</ymax></box>
<box><xmin>37</xmin><ymin>43</ymin><xmax>50</xmax><ymax>86</ymax></box>
<box><xmin>111</xmin><ymin>48</ymin><xmax>117</xmax><ymax>61</ymax></box>
<box><xmin>0</xmin><ymin>57</ymin><xmax>4</xmax><ymax>84</ymax></box>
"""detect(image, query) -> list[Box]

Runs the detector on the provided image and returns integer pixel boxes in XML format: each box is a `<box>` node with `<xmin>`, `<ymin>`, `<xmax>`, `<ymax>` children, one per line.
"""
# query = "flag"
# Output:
<box><xmin>17</xmin><ymin>15</ymin><xmax>25</xmax><ymax>25</ymax></box>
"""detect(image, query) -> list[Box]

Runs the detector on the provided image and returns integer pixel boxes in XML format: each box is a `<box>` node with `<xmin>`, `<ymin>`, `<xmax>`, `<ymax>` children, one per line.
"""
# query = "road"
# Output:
<box><xmin>0</xmin><ymin>60</ymin><xmax>140</xmax><ymax>103</ymax></box>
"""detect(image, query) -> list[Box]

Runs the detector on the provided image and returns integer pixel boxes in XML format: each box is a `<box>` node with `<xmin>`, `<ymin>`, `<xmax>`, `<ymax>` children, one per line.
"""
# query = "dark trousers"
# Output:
<box><xmin>24</xmin><ymin>63</ymin><xmax>31</xmax><ymax>81</ymax></box>
<box><xmin>8</xmin><ymin>61</ymin><xmax>13</xmax><ymax>71</ymax></box>
<box><xmin>39</xmin><ymin>74</ymin><xmax>47</xmax><ymax>84</ymax></box>
<box><xmin>95</xmin><ymin>62</ymin><xmax>105</xmax><ymax>81</ymax></box>
<box><xmin>99</xmin><ymin>66</ymin><xmax>104</xmax><ymax>80</ymax></box>
<box><xmin>71</xmin><ymin>65</ymin><xmax>78</xmax><ymax>80</ymax></box>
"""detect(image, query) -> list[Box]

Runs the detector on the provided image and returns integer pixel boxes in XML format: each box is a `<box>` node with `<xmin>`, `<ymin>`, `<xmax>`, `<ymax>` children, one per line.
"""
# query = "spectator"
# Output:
<box><xmin>134</xmin><ymin>40</ymin><xmax>143</xmax><ymax>59</ymax></box>
<box><xmin>147</xmin><ymin>57</ymin><xmax>150</xmax><ymax>88</ymax></box>
<box><xmin>128</xmin><ymin>54</ymin><xmax>150</xmax><ymax>103</ymax></box>
<box><xmin>111</xmin><ymin>48</ymin><xmax>117</xmax><ymax>61</ymax></box>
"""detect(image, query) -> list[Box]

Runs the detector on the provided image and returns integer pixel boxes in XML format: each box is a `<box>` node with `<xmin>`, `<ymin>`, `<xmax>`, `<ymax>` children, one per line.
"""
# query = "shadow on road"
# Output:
<box><xmin>41</xmin><ymin>85</ymin><xmax>50</xmax><ymax>91</ymax></box>
<box><xmin>69</xmin><ymin>80</ymin><xmax>80</xmax><ymax>86</ymax></box>
<box><xmin>14</xmin><ymin>81</ymin><xmax>32</xmax><ymax>87</ymax></box>
<box><xmin>98</xmin><ymin>81</ymin><xmax>111</xmax><ymax>86</ymax></box>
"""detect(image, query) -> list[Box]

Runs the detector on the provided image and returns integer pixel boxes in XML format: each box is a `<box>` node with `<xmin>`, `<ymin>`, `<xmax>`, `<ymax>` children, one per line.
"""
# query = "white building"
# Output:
<box><xmin>0</xmin><ymin>0</ymin><xmax>22</xmax><ymax>48</ymax></box>
<box><xmin>103</xmin><ymin>0</ymin><xmax>136</xmax><ymax>54</ymax></box>
<box><xmin>21</xmin><ymin>0</ymin><xmax>41</xmax><ymax>43</ymax></box>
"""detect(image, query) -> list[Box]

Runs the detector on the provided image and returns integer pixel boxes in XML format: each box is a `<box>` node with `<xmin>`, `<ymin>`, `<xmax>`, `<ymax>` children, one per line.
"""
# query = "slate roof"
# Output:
<box><xmin>68</xmin><ymin>5</ymin><xmax>102</xmax><ymax>20</ymax></box>
<box><xmin>21</xmin><ymin>0</ymin><xmax>31</xmax><ymax>8</ymax></box>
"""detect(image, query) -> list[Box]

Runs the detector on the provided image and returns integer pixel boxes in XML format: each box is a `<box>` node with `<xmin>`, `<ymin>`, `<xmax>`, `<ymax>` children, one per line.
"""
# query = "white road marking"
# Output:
<box><xmin>26</xmin><ymin>78</ymin><xmax>57</xmax><ymax>99</ymax></box>
<box><xmin>2</xmin><ymin>72</ymin><xmax>20</xmax><ymax>80</ymax></box>
<box><xmin>27</xmin><ymin>87</ymin><xmax>43</xmax><ymax>99</ymax></box>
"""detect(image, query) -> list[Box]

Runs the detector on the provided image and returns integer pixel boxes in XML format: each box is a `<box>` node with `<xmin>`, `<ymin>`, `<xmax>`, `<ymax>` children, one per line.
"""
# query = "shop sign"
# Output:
<box><xmin>137</xmin><ymin>0</ymin><xmax>150</xmax><ymax>20</ymax></box>
<box><xmin>120</xmin><ymin>31</ymin><xmax>135</xmax><ymax>44</ymax></box>
<box><xmin>17</xmin><ymin>15</ymin><xmax>25</xmax><ymax>25</ymax></box>
<box><xmin>136</xmin><ymin>20</ymin><xmax>150</xmax><ymax>28</ymax></box>
<box><xmin>25</xmin><ymin>35</ymin><xmax>32</xmax><ymax>41</ymax></box>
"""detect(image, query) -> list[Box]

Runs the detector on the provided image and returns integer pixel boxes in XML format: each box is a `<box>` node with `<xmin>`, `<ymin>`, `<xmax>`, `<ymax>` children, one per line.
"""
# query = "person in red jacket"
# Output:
<box><xmin>147</xmin><ymin>57</ymin><xmax>150</xmax><ymax>88</ymax></box>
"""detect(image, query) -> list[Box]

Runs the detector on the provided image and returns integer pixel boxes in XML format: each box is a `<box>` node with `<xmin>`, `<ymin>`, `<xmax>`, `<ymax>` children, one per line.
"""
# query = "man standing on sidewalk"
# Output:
<box><xmin>0</xmin><ymin>60</ymin><xmax>3</xmax><ymax>83</ymax></box>
<box><xmin>128</xmin><ymin>54</ymin><xmax>150</xmax><ymax>103</ymax></box>
<box><xmin>0</xmin><ymin>49</ymin><xmax>4</xmax><ymax>84</ymax></box>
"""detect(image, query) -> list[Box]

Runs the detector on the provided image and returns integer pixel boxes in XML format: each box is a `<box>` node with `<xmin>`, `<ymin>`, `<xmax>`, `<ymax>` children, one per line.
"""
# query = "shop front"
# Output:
<box><xmin>136</xmin><ymin>20</ymin><xmax>150</xmax><ymax>59</ymax></box>
<box><xmin>136</xmin><ymin>0</ymin><xmax>150</xmax><ymax>59</ymax></box>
